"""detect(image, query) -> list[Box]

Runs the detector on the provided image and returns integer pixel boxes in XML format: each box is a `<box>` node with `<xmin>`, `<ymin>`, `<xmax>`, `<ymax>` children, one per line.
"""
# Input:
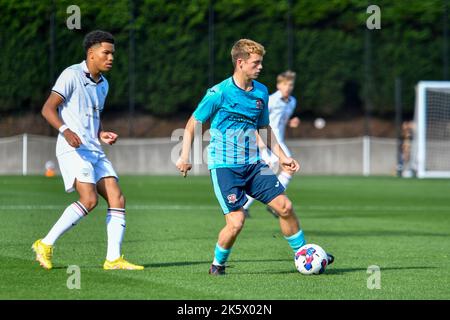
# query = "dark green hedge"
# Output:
<box><xmin>0</xmin><ymin>0</ymin><xmax>446</xmax><ymax>117</ymax></box>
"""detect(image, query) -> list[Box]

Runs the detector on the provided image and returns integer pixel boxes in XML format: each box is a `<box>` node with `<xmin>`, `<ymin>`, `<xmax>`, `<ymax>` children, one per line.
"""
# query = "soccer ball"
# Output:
<box><xmin>314</xmin><ymin>118</ymin><xmax>326</xmax><ymax>129</ymax></box>
<box><xmin>295</xmin><ymin>244</ymin><xmax>328</xmax><ymax>275</ymax></box>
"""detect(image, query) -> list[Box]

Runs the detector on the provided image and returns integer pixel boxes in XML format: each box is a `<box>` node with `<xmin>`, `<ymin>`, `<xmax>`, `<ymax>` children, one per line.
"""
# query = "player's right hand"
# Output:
<box><xmin>176</xmin><ymin>157</ymin><xmax>192</xmax><ymax>178</ymax></box>
<box><xmin>63</xmin><ymin>129</ymin><xmax>82</xmax><ymax>148</ymax></box>
<box><xmin>280</xmin><ymin>157</ymin><xmax>300</xmax><ymax>174</ymax></box>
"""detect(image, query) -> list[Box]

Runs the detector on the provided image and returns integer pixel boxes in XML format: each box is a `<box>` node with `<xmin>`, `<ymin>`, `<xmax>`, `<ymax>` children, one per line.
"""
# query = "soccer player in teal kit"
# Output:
<box><xmin>176</xmin><ymin>39</ymin><xmax>333</xmax><ymax>275</ymax></box>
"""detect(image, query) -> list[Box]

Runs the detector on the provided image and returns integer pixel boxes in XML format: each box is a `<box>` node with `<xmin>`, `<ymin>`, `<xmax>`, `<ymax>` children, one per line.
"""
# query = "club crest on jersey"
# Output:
<box><xmin>227</xmin><ymin>194</ymin><xmax>237</xmax><ymax>204</ymax></box>
<box><xmin>255</xmin><ymin>99</ymin><xmax>264</xmax><ymax>109</ymax></box>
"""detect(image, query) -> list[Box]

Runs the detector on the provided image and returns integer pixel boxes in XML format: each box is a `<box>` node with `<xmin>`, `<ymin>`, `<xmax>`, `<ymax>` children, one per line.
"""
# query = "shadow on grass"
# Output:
<box><xmin>324</xmin><ymin>266</ymin><xmax>435</xmax><ymax>275</ymax></box>
<box><xmin>236</xmin><ymin>265</ymin><xmax>435</xmax><ymax>275</ymax></box>
<box><xmin>51</xmin><ymin>265</ymin><xmax>103</xmax><ymax>270</ymax></box>
<box><xmin>50</xmin><ymin>259</ymin><xmax>434</xmax><ymax>275</ymax></box>
<box><xmin>141</xmin><ymin>258</ymin><xmax>292</xmax><ymax>268</ymax></box>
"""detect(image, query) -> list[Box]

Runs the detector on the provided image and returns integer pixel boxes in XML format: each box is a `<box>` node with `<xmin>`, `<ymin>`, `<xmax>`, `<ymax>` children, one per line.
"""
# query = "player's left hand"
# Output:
<box><xmin>289</xmin><ymin>117</ymin><xmax>300</xmax><ymax>128</ymax></box>
<box><xmin>100</xmin><ymin>131</ymin><xmax>119</xmax><ymax>145</ymax></box>
<box><xmin>280</xmin><ymin>157</ymin><xmax>300</xmax><ymax>174</ymax></box>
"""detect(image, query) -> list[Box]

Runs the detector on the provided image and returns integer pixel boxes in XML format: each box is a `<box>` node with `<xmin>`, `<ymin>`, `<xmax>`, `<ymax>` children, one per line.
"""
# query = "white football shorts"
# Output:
<box><xmin>57</xmin><ymin>149</ymin><xmax>118</xmax><ymax>193</ymax></box>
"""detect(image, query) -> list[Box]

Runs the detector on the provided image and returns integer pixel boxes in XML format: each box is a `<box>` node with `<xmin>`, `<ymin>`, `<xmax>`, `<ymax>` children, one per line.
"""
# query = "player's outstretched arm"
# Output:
<box><xmin>41</xmin><ymin>92</ymin><xmax>82</xmax><ymax>148</ymax></box>
<box><xmin>176</xmin><ymin>115</ymin><xmax>197</xmax><ymax>177</ymax></box>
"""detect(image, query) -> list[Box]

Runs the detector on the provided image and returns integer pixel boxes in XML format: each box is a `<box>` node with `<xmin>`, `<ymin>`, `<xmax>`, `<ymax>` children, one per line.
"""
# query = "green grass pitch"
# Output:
<box><xmin>0</xmin><ymin>175</ymin><xmax>448</xmax><ymax>299</ymax></box>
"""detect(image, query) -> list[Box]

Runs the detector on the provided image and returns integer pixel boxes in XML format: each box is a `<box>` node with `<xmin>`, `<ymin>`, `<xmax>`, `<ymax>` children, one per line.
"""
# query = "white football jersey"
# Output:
<box><xmin>268</xmin><ymin>90</ymin><xmax>297</xmax><ymax>142</ymax></box>
<box><xmin>51</xmin><ymin>60</ymin><xmax>109</xmax><ymax>156</ymax></box>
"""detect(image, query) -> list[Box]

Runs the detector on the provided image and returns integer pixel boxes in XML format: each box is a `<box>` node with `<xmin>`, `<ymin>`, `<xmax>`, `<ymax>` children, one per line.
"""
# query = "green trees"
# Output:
<box><xmin>0</xmin><ymin>0</ymin><xmax>447</xmax><ymax>118</ymax></box>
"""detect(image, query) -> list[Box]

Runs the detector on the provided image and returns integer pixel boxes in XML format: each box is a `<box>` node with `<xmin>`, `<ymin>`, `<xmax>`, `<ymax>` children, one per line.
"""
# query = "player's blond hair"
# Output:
<box><xmin>231</xmin><ymin>39</ymin><xmax>265</xmax><ymax>67</ymax></box>
<box><xmin>277</xmin><ymin>70</ymin><xmax>296</xmax><ymax>84</ymax></box>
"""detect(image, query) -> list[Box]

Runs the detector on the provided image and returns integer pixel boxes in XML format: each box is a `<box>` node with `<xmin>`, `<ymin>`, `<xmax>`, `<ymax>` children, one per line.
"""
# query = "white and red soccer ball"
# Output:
<box><xmin>295</xmin><ymin>244</ymin><xmax>328</xmax><ymax>275</ymax></box>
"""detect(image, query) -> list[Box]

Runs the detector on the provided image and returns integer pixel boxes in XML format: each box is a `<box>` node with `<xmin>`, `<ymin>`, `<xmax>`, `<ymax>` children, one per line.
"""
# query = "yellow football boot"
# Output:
<box><xmin>32</xmin><ymin>239</ymin><xmax>53</xmax><ymax>270</ymax></box>
<box><xmin>103</xmin><ymin>255</ymin><xmax>144</xmax><ymax>270</ymax></box>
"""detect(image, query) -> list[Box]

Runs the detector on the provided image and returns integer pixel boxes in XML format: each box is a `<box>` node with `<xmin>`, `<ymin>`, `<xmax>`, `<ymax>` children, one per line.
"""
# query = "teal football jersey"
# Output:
<box><xmin>193</xmin><ymin>77</ymin><xmax>269</xmax><ymax>169</ymax></box>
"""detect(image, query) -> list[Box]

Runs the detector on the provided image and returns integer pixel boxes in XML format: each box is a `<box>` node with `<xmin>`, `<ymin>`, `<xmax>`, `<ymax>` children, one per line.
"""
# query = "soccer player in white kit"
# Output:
<box><xmin>243</xmin><ymin>71</ymin><xmax>300</xmax><ymax>218</ymax></box>
<box><xmin>32</xmin><ymin>30</ymin><xmax>143</xmax><ymax>270</ymax></box>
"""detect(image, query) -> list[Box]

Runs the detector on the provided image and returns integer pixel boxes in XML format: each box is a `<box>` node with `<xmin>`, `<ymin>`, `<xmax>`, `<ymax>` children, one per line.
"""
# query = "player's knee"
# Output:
<box><xmin>228</xmin><ymin>217</ymin><xmax>245</xmax><ymax>236</ymax></box>
<box><xmin>229</xmin><ymin>223</ymin><xmax>244</xmax><ymax>236</ymax></box>
<box><xmin>277</xmin><ymin>198</ymin><xmax>293</xmax><ymax>218</ymax></box>
<box><xmin>80</xmin><ymin>194</ymin><xmax>98</xmax><ymax>212</ymax></box>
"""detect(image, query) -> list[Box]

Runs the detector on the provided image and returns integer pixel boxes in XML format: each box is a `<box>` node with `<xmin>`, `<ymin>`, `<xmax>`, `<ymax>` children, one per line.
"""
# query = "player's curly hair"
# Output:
<box><xmin>277</xmin><ymin>70</ymin><xmax>296</xmax><ymax>83</ymax></box>
<box><xmin>83</xmin><ymin>30</ymin><xmax>114</xmax><ymax>53</ymax></box>
<box><xmin>231</xmin><ymin>39</ymin><xmax>265</xmax><ymax>67</ymax></box>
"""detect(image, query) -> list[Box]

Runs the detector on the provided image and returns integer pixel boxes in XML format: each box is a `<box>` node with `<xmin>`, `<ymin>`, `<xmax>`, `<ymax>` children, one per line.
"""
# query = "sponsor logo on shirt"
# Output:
<box><xmin>228</xmin><ymin>115</ymin><xmax>256</xmax><ymax>125</ymax></box>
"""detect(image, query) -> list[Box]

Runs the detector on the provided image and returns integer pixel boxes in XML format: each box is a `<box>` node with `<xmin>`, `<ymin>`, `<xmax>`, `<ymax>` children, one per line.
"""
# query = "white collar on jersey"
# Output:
<box><xmin>274</xmin><ymin>90</ymin><xmax>292</xmax><ymax>103</ymax></box>
<box><xmin>81</xmin><ymin>60</ymin><xmax>104</xmax><ymax>84</ymax></box>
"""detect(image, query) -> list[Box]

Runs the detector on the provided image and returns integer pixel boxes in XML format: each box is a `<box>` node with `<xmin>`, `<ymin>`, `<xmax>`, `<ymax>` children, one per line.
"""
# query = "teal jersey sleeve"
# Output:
<box><xmin>257</xmin><ymin>93</ymin><xmax>270</xmax><ymax>128</ymax></box>
<box><xmin>193</xmin><ymin>87</ymin><xmax>222</xmax><ymax>123</ymax></box>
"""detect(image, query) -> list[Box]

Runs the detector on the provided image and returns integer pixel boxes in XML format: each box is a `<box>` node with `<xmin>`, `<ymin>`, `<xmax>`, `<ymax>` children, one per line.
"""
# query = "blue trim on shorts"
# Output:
<box><xmin>210</xmin><ymin>169</ymin><xmax>230</xmax><ymax>214</ymax></box>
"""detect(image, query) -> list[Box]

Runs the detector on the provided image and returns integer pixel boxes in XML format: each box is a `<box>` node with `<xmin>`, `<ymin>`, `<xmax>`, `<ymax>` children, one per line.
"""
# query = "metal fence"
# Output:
<box><xmin>0</xmin><ymin>134</ymin><xmax>397</xmax><ymax>176</ymax></box>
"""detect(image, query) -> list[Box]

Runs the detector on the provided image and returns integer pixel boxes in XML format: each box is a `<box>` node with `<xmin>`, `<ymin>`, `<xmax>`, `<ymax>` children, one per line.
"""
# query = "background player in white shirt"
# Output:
<box><xmin>244</xmin><ymin>71</ymin><xmax>300</xmax><ymax>218</ymax></box>
<box><xmin>32</xmin><ymin>30</ymin><xmax>143</xmax><ymax>270</ymax></box>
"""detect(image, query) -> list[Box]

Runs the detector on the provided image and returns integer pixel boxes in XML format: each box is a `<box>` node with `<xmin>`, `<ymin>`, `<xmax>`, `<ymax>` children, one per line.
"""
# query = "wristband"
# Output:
<box><xmin>58</xmin><ymin>124</ymin><xmax>69</xmax><ymax>134</ymax></box>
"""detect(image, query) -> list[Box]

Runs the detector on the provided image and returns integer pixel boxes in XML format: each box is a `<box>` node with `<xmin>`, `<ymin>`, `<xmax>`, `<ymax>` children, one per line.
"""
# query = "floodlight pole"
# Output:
<box><xmin>287</xmin><ymin>0</ymin><xmax>294</xmax><ymax>70</ymax></box>
<box><xmin>208</xmin><ymin>0</ymin><xmax>215</xmax><ymax>86</ymax></box>
<box><xmin>128</xmin><ymin>0</ymin><xmax>136</xmax><ymax>137</ymax></box>
<box><xmin>444</xmin><ymin>0</ymin><xmax>449</xmax><ymax>80</ymax></box>
<box><xmin>49</xmin><ymin>0</ymin><xmax>56</xmax><ymax>136</ymax></box>
<box><xmin>49</xmin><ymin>0</ymin><xmax>56</xmax><ymax>85</ymax></box>
<box><xmin>363</xmin><ymin>28</ymin><xmax>373</xmax><ymax>137</ymax></box>
<box><xmin>395</xmin><ymin>77</ymin><xmax>403</xmax><ymax>177</ymax></box>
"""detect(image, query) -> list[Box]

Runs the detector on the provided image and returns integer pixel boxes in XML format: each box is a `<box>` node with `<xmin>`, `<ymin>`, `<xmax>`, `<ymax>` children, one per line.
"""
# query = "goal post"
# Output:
<box><xmin>412</xmin><ymin>81</ymin><xmax>450</xmax><ymax>178</ymax></box>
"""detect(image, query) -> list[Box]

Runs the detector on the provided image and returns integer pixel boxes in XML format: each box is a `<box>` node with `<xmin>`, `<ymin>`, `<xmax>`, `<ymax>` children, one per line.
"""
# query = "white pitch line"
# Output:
<box><xmin>0</xmin><ymin>204</ymin><xmax>449</xmax><ymax>212</ymax></box>
<box><xmin>300</xmin><ymin>205</ymin><xmax>450</xmax><ymax>212</ymax></box>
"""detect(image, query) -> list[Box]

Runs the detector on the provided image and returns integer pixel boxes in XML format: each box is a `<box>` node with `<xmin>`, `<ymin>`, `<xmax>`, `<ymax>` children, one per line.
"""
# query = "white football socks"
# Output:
<box><xmin>278</xmin><ymin>171</ymin><xmax>292</xmax><ymax>189</ymax></box>
<box><xmin>106</xmin><ymin>208</ymin><xmax>126</xmax><ymax>261</ymax></box>
<box><xmin>243</xmin><ymin>195</ymin><xmax>255</xmax><ymax>210</ymax></box>
<box><xmin>42</xmin><ymin>201</ymin><xmax>88</xmax><ymax>246</ymax></box>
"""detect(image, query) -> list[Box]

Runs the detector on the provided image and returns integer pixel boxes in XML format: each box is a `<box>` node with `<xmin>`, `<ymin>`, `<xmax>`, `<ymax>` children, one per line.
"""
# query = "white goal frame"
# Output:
<box><xmin>413</xmin><ymin>81</ymin><xmax>450</xmax><ymax>178</ymax></box>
